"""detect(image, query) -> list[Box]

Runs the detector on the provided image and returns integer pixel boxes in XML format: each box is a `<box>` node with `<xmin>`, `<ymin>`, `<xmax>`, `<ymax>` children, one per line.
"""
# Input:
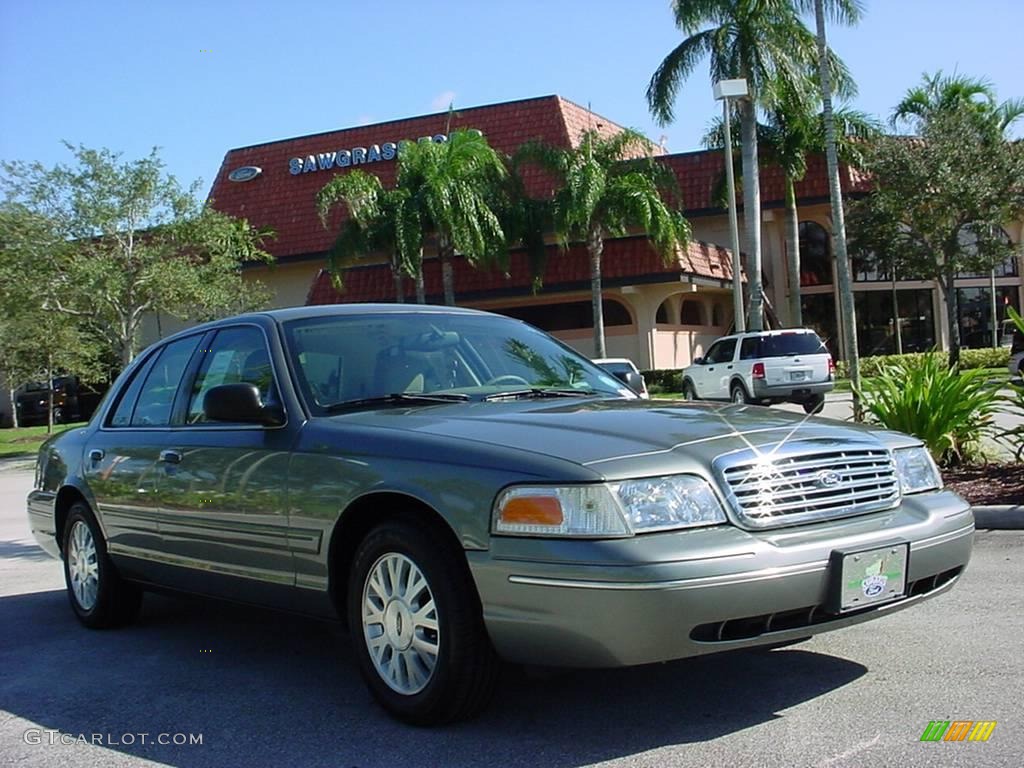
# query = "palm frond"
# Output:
<box><xmin>647</xmin><ymin>30</ymin><xmax>716</xmax><ymax>126</ymax></box>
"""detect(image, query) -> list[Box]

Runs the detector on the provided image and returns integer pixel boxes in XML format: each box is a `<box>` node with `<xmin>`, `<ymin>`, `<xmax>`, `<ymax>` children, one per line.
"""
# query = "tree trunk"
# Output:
<box><xmin>588</xmin><ymin>227</ymin><xmax>607</xmax><ymax>359</ymax></box>
<box><xmin>815</xmin><ymin>0</ymin><xmax>862</xmax><ymax>420</ymax></box>
<box><xmin>784</xmin><ymin>178</ymin><xmax>802</xmax><ymax>326</ymax></box>
<box><xmin>414</xmin><ymin>250</ymin><xmax>426</xmax><ymax>304</ymax></box>
<box><xmin>944</xmin><ymin>268</ymin><xmax>962</xmax><ymax>369</ymax></box>
<box><xmin>9</xmin><ymin>387</ymin><xmax>19</xmax><ymax>429</ymax></box>
<box><xmin>891</xmin><ymin>261</ymin><xmax>903</xmax><ymax>354</ymax></box>
<box><xmin>392</xmin><ymin>265</ymin><xmax>405</xmax><ymax>304</ymax></box>
<box><xmin>46</xmin><ymin>354</ymin><xmax>53</xmax><ymax>434</ymax></box>
<box><xmin>439</xmin><ymin>236</ymin><xmax>456</xmax><ymax>307</ymax></box>
<box><xmin>740</xmin><ymin>97</ymin><xmax>764</xmax><ymax>331</ymax></box>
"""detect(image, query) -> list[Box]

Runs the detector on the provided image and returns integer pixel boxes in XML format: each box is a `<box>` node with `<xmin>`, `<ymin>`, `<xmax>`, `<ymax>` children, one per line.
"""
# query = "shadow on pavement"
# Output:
<box><xmin>0</xmin><ymin>539</ymin><xmax>53</xmax><ymax>562</ymax></box>
<box><xmin>1</xmin><ymin>588</ymin><xmax>867</xmax><ymax>768</ymax></box>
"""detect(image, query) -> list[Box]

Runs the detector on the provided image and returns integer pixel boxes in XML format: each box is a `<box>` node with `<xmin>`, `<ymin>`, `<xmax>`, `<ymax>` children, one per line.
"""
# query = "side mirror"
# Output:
<box><xmin>203</xmin><ymin>383</ymin><xmax>284</xmax><ymax>426</ymax></box>
<box><xmin>693</xmin><ymin>356</ymin><xmax>704</xmax><ymax>365</ymax></box>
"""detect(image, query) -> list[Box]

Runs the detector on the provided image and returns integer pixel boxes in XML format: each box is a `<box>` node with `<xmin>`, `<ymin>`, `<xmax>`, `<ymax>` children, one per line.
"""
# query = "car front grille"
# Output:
<box><xmin>714</xmin><ymin>440</ymin><xmax>900</xmax><ymax>529</ymax></box>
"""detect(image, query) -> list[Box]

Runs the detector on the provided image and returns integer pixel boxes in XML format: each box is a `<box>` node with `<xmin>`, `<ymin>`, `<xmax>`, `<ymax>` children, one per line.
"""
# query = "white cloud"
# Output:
<box><xmin>430</xmin><ymin>90</ymin><xmax>457</xmax><ymax>112</ymax></box>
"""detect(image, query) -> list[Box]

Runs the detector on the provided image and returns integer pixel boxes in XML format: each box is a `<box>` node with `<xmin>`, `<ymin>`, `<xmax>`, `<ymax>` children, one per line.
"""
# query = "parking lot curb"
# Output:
<box><xmin>972</xmin><ymin>505</ymin><xmax>1024</xmax><ymax>530</ymax></box>
<box><xmin>0</xmin><ymin>458</ymin><xmax>34</xmax><ymax>473</ymax></box>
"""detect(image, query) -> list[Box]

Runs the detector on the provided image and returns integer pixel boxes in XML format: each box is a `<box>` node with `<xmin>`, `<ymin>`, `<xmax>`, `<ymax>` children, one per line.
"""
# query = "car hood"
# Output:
<box><xmin>336</xmin><ymin>398</ymin><xmax>901</xmax><ymax>479</ymax></box>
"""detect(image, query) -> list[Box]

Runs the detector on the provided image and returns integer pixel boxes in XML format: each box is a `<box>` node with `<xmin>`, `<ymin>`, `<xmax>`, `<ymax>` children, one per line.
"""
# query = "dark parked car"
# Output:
<box><xmin>14</xmin><ymin>376</ymin><xmax>105</xmax><ymax>426</ymax></box>
<box><xmin>28</xmin><ymin>305</ymin><xmax>973</xmax><ymax>724</ymax></box>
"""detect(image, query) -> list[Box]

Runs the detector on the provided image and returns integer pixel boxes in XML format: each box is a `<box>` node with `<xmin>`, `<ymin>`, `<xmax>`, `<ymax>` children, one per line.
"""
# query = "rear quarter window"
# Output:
<box><xmin>742</xmin><ymin>333</ymin><xmax>827</xmax><ymax>359</ymax></box>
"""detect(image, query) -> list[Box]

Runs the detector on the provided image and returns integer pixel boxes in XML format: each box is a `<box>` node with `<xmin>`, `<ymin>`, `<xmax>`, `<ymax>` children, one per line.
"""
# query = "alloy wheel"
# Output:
<box><xmin>361</xmin><ymin>552</ymin><xmax>440</xmax><ymax>695</ymax></box>
<box><xmin>67</xmin><ymin>519</ymin><xmax>99</xmax><ymax>610</ymax></box>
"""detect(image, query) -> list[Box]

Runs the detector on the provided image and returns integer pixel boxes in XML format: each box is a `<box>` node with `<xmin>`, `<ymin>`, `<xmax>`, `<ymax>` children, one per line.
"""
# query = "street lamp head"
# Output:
<box><xmin>713</xmin><ymin>79</ymin><xmax>749</xmax><ymax>101</ymax></box>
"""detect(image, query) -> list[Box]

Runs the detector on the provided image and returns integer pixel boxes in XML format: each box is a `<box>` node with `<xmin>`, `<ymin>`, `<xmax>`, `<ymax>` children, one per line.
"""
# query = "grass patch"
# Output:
<box><xmin>0</xmin><ymin>423</ymin><xmax>87</xmax><ymax>459</ymax></box>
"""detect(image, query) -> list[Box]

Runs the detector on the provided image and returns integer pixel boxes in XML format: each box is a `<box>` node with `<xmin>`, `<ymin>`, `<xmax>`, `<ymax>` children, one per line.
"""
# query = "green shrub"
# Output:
<box><xmin>641</xmin><ymin>369</ymin><xmax>683</xmax><ymax>394</ymax></box>
<box><xmin>856</xmin><ymin>353</ymin><xmax>1000</xmax><ymax>466</ymax></box>
<box><xmin>836</xmin><ymin>348</ymin><xmax>1009</xmax><ymax>379</ymax></box>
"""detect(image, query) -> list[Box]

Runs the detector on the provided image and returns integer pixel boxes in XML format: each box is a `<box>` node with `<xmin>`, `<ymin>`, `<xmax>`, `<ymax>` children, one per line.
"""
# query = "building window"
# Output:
<box><xmin>855</xmin><ymin>290</ymin><xmax>936</xmax><ymax>356</ymax></box>
<box><xmin>680</xmin><ymin>299</ymin><xmax>704</xmax><ymax>325</ymax></box>
<box><xmin>799</xmin><ymin>222</ymin><xmax>832</xmax><ymax>286</ymax></box>
<box><xmin>497</xmin><ymin>299</ymin><xmax>632</xmax><ymax>332</ymax></box>
<box><xmin>956</xmin><ymin>227</ymin><xmax>1018</xmax><ymax>278</ymax></box>
<box><xmin>711</xmin><ymin>302</ymin><xmax>724</xmax><ymax>327</ymax></box>
<box><xmin>957</xmin><ymin>286</ymin><xmax>1020</xmax><ymax>348</ymax></box>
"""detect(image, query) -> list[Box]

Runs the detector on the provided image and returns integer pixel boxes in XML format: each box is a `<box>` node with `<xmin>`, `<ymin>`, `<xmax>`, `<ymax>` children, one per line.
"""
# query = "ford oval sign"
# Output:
<box><xmin>228</xmin><ymin>166</ymin><xmax>262</xmax><ymax>183</ymax></box>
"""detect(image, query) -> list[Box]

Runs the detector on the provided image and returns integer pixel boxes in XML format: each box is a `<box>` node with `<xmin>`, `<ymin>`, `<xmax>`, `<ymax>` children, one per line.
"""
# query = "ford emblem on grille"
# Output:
<box><xmin>228</xmin><ymin>166</ymin><xmax>262</xmax><ymax>182</ymax></box>
<box><xmin>815</xmin><ymin>470</ymin><xmax>842</xmax><ymax>488</ymax></box>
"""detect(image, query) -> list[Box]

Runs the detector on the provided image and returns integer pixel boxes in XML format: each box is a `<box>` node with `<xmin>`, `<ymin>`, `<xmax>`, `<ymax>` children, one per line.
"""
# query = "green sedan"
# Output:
<box><xmin>27</xmin><ymin>305</ymin><xmax>974</xmax><ymax>724</ymax></box>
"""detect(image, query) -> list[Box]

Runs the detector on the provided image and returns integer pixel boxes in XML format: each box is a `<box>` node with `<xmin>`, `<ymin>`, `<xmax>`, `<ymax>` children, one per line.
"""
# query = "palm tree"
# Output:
<box><xmin>894</xmin><ymin>71</ymin><xmax>1024</xmax><ymax>136</ymax></box>
<box><xmin>517</xmin><ymin>129</ymin><xmax>691</xmax><ymax>358</ymax></box>
<box><xmin>396</xmin><ymin>130</ymin><xmax>508</xmax><ymax>306</ymax></box>
<box><xmin>807</xmin><ymin>0</ymin><xmax>865</xmax><ymax>418</ymax></box>
<box><xmin>706</xmin><ymin>88</ymin><xmax>879</xmax><ymax>326</ymax></box>
<box><xmin>316</xmin><ymin>171</ymin><xmax>422</xmax><ymax>303</ymax></box>
<box><xmin>648</xmin><ymin>2</ymin><xmax>823</xmax><ymax>330</ymax></box>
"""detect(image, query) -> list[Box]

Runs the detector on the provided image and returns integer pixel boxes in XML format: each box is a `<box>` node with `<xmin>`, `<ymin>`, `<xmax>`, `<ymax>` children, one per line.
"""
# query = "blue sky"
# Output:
<box><xmin>2</xmin><ymin>0</ymin><xmax>1022</xmax><ymax>197</ymax></box>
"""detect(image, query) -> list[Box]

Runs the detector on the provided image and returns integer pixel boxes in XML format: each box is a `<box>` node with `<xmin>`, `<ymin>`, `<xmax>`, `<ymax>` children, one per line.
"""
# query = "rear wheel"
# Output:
<box><xmin>730</xmin><ymin>383</ymin><xmax>750</xmax><ymax>405</ymax></box>
<box><xmin>347</xmin><ymin>518</ymin><xmax>499</xmax><ymax>725</ymax></box>
<box><xmin>62</xmin><ymin>502</ymin><xmax>142</xmax><ymax>628</ymax></box>
<box><xmin>802</xmin><ymin>395</ymin><xmax>826</xmax><ymax>415</ymax></box>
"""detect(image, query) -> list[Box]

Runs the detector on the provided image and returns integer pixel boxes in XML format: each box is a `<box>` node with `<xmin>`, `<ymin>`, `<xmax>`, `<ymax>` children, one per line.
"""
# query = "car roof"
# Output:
<box><xmin>716</xmin><ymin>328</ymin><xmax>821</xmax><ymax>341</ymax></box>
<box><xmin>592</xmin><ymin>358</ymin><xmax>635</xmax><ymax>365</ymax></box>
<box><xmin>155</xmin><ymin>303</ymin><xmax>501</xmax><ymax>345</ymax></box>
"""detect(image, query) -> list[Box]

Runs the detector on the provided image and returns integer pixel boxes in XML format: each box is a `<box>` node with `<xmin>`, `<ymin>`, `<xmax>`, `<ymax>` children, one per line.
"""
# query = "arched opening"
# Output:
<box><xmin>496</xmin><ymin>298</ymin><xmax>634</xmax><ymax>332</ymax></box>
<box><xmin>680</xmin><ymin>299</ymin><xmax>704</xmax><ymax>326</ymax></box>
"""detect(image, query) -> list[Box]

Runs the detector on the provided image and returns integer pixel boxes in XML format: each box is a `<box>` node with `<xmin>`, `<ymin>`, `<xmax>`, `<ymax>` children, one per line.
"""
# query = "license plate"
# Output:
<box><xmin>828</xmin><ymin>543</ymin><xmax>909</xmax><ymax>613</ymax></box>
<box><xmin>790</xmin><ymin>371</ymin><xmax>807</xmax><ymax>381</ymax></box>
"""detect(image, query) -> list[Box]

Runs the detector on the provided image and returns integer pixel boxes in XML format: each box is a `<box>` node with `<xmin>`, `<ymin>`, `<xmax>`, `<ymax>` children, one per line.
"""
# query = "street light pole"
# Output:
<box><xmin>714</xmin><ymin>78</ymin><xmax>748</xmax><ymax>333</ymax></box>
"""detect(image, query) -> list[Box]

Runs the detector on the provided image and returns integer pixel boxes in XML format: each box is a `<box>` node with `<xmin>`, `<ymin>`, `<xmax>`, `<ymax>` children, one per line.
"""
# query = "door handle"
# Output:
<box><xmin>88</xmin><ymin>449</ymin><xmax>104</xmax><ymax>462</ymax></box>
<box><xmin>727</xmin><ymin>365</ymin><xmax>733</xmax><ymax>369</ymax></box>
<box><xmin>159</xmin><ymin>449</ymin><xmax>182</xmax><ymax>464</ymax></box>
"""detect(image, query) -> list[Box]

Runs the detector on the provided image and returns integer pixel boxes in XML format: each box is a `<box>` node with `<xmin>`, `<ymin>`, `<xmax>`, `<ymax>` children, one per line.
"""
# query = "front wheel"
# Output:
<box><xmin>348</xmin><ymin>518</ymin><xmax>499</xmax><ymax>725</ymax></box>
<box><xmin>62</xmin><ymin>503</ymin><xmax>142</xmax><ymax>628</ymax></box>
<box><xmin>681</xmin><ymin>380</ymin><xmax>698</xmax><ymax>401</ymax></box>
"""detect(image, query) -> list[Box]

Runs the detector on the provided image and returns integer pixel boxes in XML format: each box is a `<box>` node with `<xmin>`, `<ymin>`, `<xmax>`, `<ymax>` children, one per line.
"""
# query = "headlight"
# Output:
<box><xmin>893</xmin><ymin>446</ymin><xmax>942</xmax><ymax>494</ymax></box>
<box><xmin>492</xmin><ymin>475</ymin><xmax>727</xmax><ymax>538</ymax></box>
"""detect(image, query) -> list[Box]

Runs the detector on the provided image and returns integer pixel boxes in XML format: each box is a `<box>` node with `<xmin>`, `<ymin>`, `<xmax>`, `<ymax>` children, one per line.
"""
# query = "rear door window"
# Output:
<box><xmin>128</xmin><ymin>336</ymin><xmax>202</xmax><ymax>427</ymax></box>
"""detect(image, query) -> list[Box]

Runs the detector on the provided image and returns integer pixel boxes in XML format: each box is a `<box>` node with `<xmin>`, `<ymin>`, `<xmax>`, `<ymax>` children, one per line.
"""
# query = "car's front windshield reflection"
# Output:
<box><xmin>282</xmin><ymin>313</ymin><xmax>632</xmax><ymax>412</ymax></box>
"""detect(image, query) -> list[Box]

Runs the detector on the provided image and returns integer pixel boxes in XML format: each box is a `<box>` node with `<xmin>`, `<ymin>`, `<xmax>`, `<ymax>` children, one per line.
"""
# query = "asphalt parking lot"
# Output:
<box><xmin>1</xmin><ymin>465</ymin><xmax>1021</xmax><ymax>768</ymax></box>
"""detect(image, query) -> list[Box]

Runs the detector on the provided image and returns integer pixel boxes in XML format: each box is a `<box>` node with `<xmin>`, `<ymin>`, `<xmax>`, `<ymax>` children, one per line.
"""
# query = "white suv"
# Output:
<box><xmin>681</xmin><ymin>329</ymin><xmax>834</xmax><ymax>413</ymax></box>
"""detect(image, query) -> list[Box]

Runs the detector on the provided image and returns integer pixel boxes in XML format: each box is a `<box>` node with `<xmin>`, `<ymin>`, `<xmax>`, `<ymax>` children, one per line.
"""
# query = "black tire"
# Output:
<box><xmin>681</xmin><ymin>380</ymin><xmax>698</xmax><ymax>401</ymax></box>
<box><xmin>802</xmin><ymin>395</ymin><xmax>826</xmax><ymax>415</ymax></box>
<box><xmin>730</xmin><ymin>383</ymin><xmax>750</xmax><ymax>405</ymax></box>
<box><xmin>62</xmin><ymin>502</ymin><xmax>142</xmax><ymax>628</ymax></box>
<box><xmin>347</xmin><ymin>517</ymin><xmax>499</xmax><ymax>725</ymax></box>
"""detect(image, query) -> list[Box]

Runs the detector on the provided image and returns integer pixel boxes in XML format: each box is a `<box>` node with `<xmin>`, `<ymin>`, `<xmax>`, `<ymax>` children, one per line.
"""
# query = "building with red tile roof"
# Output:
<box><xmin>189</xmin><ymin>94</ymin><xmax>1022</xmax><ymax>370</ymax></box>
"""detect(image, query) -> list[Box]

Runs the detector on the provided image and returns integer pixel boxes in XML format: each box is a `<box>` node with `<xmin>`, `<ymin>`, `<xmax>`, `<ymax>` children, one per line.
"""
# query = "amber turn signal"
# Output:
<box><xmin>499</xmin><ymin>496</ymin><xmax>564</xmax><ymax>526</ymax></box>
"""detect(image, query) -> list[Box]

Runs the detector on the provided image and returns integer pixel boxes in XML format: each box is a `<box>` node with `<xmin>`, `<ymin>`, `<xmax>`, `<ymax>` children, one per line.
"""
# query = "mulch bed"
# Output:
<box><xmin>942</xmin><ymin>463</ymin><xmax>1024</xmax><ymax>506</ymax></box>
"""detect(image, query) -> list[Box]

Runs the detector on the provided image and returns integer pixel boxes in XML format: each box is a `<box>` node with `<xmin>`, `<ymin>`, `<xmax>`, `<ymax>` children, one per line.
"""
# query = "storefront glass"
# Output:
<box><xmin>957</xmin><ymin>286</ymin><xmax>1020</xmax><ymax>348</ymax></box>
<box><xmin>855</xmin><ymin>290</ymin><xmax>936</xmax><ymax>356</ymax></box>
<box><xmin>801</xmin><ymin>293</ymin><xmax>839</xmax><ymax>357</ymax></box>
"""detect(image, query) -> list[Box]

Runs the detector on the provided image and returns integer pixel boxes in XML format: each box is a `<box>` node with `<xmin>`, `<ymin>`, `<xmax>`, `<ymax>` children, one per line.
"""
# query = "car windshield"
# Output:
<box><xmin>750</xmin><ymin>333</ymin><xmax>827</xmax><ymax>357</ymax></box>
<box><xmin>282</xmin><ymin>312</ymin><xmax>632</xmax><ymax>412</ymax></box>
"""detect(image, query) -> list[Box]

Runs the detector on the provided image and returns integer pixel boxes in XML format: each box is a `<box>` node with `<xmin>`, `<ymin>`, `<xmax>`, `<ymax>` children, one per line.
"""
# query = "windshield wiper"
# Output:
<box><xmin>323</xmin><ymin>393</ymin><xmax>470</xmax><ymax>412</ymax></box>
<box><xmin>481</xmin><ymin>388</ymin><xmax>597</xmax><ymax>402</ymax></box>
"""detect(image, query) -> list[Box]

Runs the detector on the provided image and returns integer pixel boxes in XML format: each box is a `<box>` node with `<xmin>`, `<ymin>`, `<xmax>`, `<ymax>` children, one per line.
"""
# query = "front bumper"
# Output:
<box><xmin>469</xmin><ymin>490</ymin><xmax>973</xmax><ymax>667</ymax></box>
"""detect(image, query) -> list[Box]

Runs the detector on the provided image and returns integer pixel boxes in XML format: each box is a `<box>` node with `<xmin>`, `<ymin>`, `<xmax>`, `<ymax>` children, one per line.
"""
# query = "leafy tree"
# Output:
<box><xmin>647</xmin><ymin>0</ymin><xmax>858</xmax><ymax>330</ymax></box>
<box><xmin>848</xmin><ymin>107</ymin><xmax>1024</xmax><ymax>368</ymax></box>
<box><xmin>316</xmin><ymin>171</ymin><xmax>423</xmax><ymax>303</ymax></box>
<box><xmin>517</xmin><ymin>129</ymin><xmax>691</xmax><ymax>358</ymax></box>
<box><xmin>395</xmin><ymin>130</ymin><xmax>509</xmax><ymax>306</ymax></box>
<box><xmin>0</xmin><ymin>144</ymin><xmax>274</xmax><ymax>366</ymax></box>
<box><xmin>893</xmin><ymin>71</ymin><xmax>1024</xmax><ymax>135</ymax></box>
